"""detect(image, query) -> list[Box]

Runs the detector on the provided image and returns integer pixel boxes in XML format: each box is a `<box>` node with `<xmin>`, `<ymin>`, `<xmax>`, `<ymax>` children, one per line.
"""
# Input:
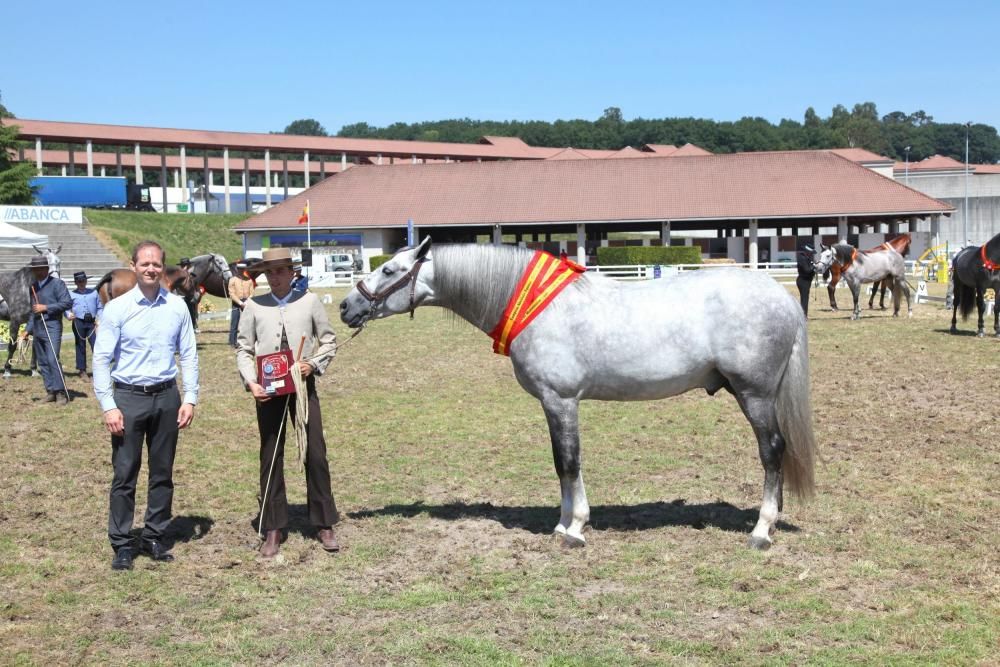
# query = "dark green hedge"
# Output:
<box><xmin>368</xmin><ymin>254</ymin><xmax>392</xmax><ymax>270</ymax></box>
<box><xmin>596</xmin><ymin>246</ymin><xmax>702</xmax><ymax>266</ymax></box>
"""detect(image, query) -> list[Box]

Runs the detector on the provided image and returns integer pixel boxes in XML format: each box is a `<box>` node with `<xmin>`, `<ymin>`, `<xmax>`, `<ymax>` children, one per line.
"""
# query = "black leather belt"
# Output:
<box><xmin>114</xmin><ymin>379</ymin><xmax>176</xmax><ymax>394</ymax></box>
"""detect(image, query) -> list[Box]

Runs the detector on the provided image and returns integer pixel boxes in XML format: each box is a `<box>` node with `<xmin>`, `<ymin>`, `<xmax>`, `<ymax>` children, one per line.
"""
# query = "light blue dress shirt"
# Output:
<box><xmin>93</xmin><ymin>285</ymin><xmax>199</xmax><ymax>412</ymax></box>
<box><xmin>68</xmin><ymin>287</ymin><xmax>102</xmax><ymax>320</ymax></box>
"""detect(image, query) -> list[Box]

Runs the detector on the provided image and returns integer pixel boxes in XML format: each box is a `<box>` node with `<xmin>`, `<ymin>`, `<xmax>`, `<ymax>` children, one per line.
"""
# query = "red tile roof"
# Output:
<box><xmin>236</xmin><ymin>150</ymin><xmax>952</xmax><ymax>232</ymax></box>
<box><xmin>672</xmin><ymin>143</ymin><xmax>713</xmax><ymax>156</ymax></box>
<box><xmin>826</xmin><ymin>148</ymin><xmax>892</xmax><ymax>163</ymax></box>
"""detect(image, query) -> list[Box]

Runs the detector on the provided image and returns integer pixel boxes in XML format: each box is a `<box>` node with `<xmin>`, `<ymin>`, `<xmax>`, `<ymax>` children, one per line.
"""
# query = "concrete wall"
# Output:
<box><xmin>902</xmin><ymin>172</ymin><xmax>1000</xmax><ymax>249</ymax></box>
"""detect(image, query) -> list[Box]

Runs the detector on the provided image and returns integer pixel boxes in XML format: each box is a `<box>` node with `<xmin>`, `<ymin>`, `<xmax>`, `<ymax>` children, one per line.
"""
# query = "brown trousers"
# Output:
<box><xmin>256</xmin><ymin>376</ymin><xmax>337</xmax><ymax>531</ymax></box>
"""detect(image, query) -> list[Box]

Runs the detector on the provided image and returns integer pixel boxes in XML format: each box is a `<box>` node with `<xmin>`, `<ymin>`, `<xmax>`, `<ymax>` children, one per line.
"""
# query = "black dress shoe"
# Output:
<box><xmin>141</xmin><ymin>540</ymin><xmax>175</xmax><ymax>562</ymax></box>
<box><xmin>111</xmin><ymin>547</ymin><xmax>135</xmax><ymax>571</ymax></box>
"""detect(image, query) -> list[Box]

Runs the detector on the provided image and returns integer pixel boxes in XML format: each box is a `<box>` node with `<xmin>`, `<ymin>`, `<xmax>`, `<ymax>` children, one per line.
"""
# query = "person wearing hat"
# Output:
<box><xmin>227</xmin><ymin>261</ymin><xmax>256</xmax><ymax>348</ymax></box>
<box><xmin>27</xmin><ymin>255</ymin><xmax>72</xmax><ymax>404</ymax></box>
<box><xmin>65</xmin><ymin>271</ymin><xmax>102</xmax><ymax>381</ymax></box>
<box><xmin>235</xmin><ymin>247</ymin><xmax>340</xmax><ymax>558</ymax></box>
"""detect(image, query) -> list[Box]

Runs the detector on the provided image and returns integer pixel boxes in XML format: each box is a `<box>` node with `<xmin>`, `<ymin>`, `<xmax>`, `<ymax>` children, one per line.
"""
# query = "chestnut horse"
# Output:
<box><xmin>822</xmin><ymin>234</ymin><xmax>911</xmax><ymax>311</ymax></box>
<box><xmin>96</xmin><ymin>266</ymin><xmax>196</xmax><ymax>304</ymax></box>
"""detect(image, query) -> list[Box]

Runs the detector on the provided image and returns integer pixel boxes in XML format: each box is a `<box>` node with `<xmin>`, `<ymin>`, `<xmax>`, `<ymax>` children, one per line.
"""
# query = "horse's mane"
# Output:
<box><xmin>833</xmin><ymin>244</ymin><xmax>856</xmax><ymax>265</ymax></box>
<box><xmin>432</xmin><ymin>244</ymin><xmax>546</xmax><ymax>330</ymax></box>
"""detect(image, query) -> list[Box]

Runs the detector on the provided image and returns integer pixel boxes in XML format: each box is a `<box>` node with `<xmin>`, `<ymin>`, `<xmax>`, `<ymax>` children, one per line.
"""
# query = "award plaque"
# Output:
<box><xmin>256</xmin><ymin>349</ymin><xmax>296</xmax><ymax>396</ymax></box>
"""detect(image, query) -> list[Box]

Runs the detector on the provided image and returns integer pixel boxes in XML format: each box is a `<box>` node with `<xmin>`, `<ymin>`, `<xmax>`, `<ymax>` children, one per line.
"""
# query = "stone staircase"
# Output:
<box><xmin>0</xmin><ymin>222</ymin><xmax>125</xmax><ymax>287</ymax></box>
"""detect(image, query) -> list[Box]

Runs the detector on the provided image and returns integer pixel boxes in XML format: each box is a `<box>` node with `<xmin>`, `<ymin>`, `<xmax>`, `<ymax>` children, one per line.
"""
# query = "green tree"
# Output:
<box><xmin>0</xmin><ymin>118</ymin><xmax>36</xmax><ymax>204</ymax></box>
<box><xmin>281</xmin><ymin>118</ymin><xmax>327</xmax><ymax>136</ymax></box>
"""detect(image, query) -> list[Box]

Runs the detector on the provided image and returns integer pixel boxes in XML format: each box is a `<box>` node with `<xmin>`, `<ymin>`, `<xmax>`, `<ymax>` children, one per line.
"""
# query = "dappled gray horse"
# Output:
<box><xmin>188</xmin><ymin>253</ymin><xmax>233</xmax><ymax>298</ymax></box>
<box><xmin>340</xmin><ymin>239</ymin><xmax>816</xmax><ymax>550</ymax></box>
<box><xmin>950</xmin><ymin>232</ymin><xmax>1000</xmax><ymax>337</ymax></box>
<box><xmin>814</xmin><ymin>243</ymin><xmax>911</xmax><ymax>320</ymax></box>
<box><xmin>0</xmin><ymin>268</ymin><xmax>34</xmax><ymax>378</ymax></box>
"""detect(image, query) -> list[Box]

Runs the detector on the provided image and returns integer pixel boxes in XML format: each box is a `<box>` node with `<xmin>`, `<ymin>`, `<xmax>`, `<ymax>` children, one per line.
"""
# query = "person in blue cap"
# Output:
<box><xmin>66</xmin><ymin>271</ymin><xmax>101</xmax><ymax>380</ymax></box>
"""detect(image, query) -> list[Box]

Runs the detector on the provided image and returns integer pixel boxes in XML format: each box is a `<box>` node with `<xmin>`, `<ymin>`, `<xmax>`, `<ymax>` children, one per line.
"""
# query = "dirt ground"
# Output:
<box><xmin>0</xmin><ymin>283</ymin><xmax>997</xmax><ymax>664</ymax></box>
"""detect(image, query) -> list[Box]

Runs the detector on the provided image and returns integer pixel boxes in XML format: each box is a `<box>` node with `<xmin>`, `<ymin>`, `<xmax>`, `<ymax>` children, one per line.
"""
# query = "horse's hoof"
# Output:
<box><xmin>553</xmin><ymin>524</ymin><xmax>567</xmax><ymax>537</ymax></box>
<box><xmin>562</xmin><ymin>533</ymin><xmax>586</xmax><ymax>548</ymax></box>
<box><xmin>950</xmin><ymin>327</ymin><xmax>959</xmax><ymax>335</ymax></box>
<box><xmin>2</xmin><ymin>372</ymin><xmax>9</xmax><ymax>380</ymax></box>
<box><xmin>747</xmin><ymin>535</ymin><xmax>773</xmax><ymax>551</ymax></box>
<box><xmin>977</xmin><ymin>331</ymin><xmax>985</xmax><ymax>338</ymax></box>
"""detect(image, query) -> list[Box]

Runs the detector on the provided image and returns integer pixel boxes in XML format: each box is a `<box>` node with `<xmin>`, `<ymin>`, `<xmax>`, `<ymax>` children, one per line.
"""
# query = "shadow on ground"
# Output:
<box><xmin>348</xmin><ymin>499</ymin><xmax>798</xmax><ymax>536</ymax></box>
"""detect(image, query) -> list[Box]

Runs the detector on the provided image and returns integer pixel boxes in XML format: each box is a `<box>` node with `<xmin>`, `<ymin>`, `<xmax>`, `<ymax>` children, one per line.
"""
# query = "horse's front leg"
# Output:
<box><xmin>850</xmin><ymin>283</ymin><xmax>862</xmax><ymax>320</ymax></box>
<box><xmin>827</xmin><ymin>283</ymin><xmax>838</xmax><ymax>311</ymax></box>
<box><xmin>541</xmin><ymin>395</ymin><xmax>589</xmax><ymax>547</ymax></box>
<box><xmin>2</xmin><ymin>339</ymin><xmax>12</xmax><ymax>379</ymax></box>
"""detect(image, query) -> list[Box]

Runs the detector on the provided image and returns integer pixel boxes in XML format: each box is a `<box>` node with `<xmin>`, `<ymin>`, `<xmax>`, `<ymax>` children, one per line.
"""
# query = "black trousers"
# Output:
<box><xmin>108</xmin><ymin>386</ymin><xmax>180</xmax><ymax>549</ymax></box>
<box><xmin>256</xmin><ymin>376</ymin><xmax>337</xmax><ymax>531</ymax></box>
<box><xmin>71</xmin><ymin>319</ymin><xmax>96</xmax><ymax>371</ymax></box>
<box><xmin>796</xmin><ymin>276</ymin><xmax>812</xmax><ymax>316</ymax></box>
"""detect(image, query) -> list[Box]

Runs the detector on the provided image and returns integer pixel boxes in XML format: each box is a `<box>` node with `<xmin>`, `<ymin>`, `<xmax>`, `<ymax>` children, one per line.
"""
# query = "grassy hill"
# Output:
<box><xmin>84</xmin><ymin>210</ymin><xmax>251</xmax><ymax>263</ymax></box>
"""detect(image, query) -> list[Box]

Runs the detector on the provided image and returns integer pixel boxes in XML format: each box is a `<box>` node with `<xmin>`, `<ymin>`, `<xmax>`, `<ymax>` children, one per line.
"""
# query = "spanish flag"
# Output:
<box><xmin>297</xmin><ymin>201</ymin><xmax>310</xmax><ymax>225</ymax></box>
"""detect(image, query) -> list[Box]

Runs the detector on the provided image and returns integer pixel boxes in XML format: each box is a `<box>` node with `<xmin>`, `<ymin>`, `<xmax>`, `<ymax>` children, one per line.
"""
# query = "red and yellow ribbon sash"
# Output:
<box><xmin>489</xmin><ymin>251</ymin><xmax>586</xmax><ymax>356</ymax></box>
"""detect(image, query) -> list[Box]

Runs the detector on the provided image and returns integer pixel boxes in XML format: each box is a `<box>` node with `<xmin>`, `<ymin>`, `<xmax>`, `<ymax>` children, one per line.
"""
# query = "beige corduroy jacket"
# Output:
<box><xmin>235</xmin><ymin>290</ymin><xmax>337</xmax><ymax>386</ymax></box>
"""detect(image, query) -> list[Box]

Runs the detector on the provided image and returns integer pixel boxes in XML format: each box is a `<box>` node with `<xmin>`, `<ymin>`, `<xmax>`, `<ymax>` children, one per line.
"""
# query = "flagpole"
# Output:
<box><xmin>306</xmin><ymin>199</ymin><xmax>311</xmax><ymax>278</ymax></box>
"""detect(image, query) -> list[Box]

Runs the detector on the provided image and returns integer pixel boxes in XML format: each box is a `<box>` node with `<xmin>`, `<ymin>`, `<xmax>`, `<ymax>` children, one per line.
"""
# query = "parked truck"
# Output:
<box><xmin>30</xmin><ymin>176</ymin><xmax>154</xmax><ymax>211</ymax></box>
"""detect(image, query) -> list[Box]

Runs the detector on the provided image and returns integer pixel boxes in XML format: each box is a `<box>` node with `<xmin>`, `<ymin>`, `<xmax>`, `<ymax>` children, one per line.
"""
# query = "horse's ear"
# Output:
<box><xmin>820</xmin><ymin>243</ymin><xmax>828</xmax><ymax>251</ymax></box>
<box><xmin>32</xmin><ymin>245</ymin><xmax>42</xmax><ymax>254</ymax></box>
<box><xmin>415</xmin><ymin>236</ymin><xmax>432</xmax><ymax>260</ymax></box>
<box><xmin>55</xmin><ymin>244</ymin><xmax>63</xmax><ymax>254</ymax></box>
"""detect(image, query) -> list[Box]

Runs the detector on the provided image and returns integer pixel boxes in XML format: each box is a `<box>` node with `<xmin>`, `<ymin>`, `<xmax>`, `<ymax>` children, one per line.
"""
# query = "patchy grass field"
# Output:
<box><xmin>84</xmin><ymin>210</ymin><xmax>249</xmax><ymax>264</ymax></box>
<box><xmin>0</xmin><ymin>285</ymin><xmax>997</xmax><ymax>665</ymax></box>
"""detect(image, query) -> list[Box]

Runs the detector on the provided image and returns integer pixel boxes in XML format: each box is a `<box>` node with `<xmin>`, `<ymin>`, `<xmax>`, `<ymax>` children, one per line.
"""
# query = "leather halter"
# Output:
<box><xmin>980</xmin><ymin>244</ymin><xmax>999</xmax><ymax>272</ymax></box>
<box><xmin>355</xmin><ymin>257</ymin><xmax>427</xmax><ymax>319</ymax></box>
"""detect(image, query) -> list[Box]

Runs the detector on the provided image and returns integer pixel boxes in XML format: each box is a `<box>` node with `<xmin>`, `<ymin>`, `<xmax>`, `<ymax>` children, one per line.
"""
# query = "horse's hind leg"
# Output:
<box><xmin>976</xmin><ymin>288</ymin><xmax>986</xmax><ymax>337</ymax></box>
<box><xmin>734</xmin><ymin>392</ymin><xmax>785</xmax><ymax>550</ymax></box>
<box><xmin>541</xmin><ymin>395</ymin><xmax>589</xmax><ymax>547</ymax></box>
<box><xmin>951</xmin><ymin>289</ymin><xmax>961</xmax><ymax>334</ymax></box>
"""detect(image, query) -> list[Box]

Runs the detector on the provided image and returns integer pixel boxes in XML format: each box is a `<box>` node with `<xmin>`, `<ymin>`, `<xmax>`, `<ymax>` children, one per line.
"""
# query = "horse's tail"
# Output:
<box><xmin>957</xmin><ymin>282</ymin><xmax>976</xmax><ymax>321</ymax></box>
<box><xmin>775</xmin><ymin>318</ymin><xmax>817</xmax><ymax>500</ymax></box>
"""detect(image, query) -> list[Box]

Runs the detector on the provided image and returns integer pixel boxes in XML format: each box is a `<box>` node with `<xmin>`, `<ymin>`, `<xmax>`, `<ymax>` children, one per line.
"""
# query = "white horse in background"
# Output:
<box><xmin>340</xmin><ymin>239</ymin><xmax>816</xmax><ymax>551</ymax></box>
<box><xmin>33</xmin><ymin>244</ymin><xmax>62</xmax><ymax>279</ymax></box>
<box><xmin>814</xmin><ymin>243</ymin><xmax>912</xmax><ymax>320</ymax></box>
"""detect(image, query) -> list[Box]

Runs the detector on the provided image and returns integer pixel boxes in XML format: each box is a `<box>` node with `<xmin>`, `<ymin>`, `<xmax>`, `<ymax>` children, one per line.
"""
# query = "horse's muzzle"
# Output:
<box><xmin>339</xmin><ymin>297</ymin><xmax>369</xmax><ymax>329</ymax></box>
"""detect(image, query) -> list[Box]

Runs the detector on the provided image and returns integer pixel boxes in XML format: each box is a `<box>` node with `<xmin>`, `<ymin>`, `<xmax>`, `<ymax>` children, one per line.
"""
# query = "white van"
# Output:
<box><xmin>325</xmin><ymin>253</ymin><xmax>355</xmax><ymax>272</ymax></box>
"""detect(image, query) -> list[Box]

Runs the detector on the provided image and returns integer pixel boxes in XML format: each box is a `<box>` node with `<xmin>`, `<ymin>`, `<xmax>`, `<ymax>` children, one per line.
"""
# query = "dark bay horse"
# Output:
<box><xmin>187</xmin><ymin>254</ymin><xmax>233</xmax><ymax>298</ymax></box>
<box><xmin>822</xmin><ymin>235</ymin><xmax>912</xmax><ymax>310</ymax></box>
<box><xmin>341</xmin><ymin>239</ymin><xmax>816</xmax><ymax>550</ymax></box>
<box><xmin>950</xmin><ymin>232</ymin><xmax>1000</xmax><ymax>337</ymax></box>
<box><xmin>0</xmin><ymin>268</ymin><xmax>34</xmax><ymax>378</ymax></box>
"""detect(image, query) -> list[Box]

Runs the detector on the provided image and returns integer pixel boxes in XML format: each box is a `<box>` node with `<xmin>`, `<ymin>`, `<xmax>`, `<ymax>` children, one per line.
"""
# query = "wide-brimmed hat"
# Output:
<box><xmin>249</xmin><ymin>248</ymin><xmax>299</xmax><ymax>275</ymax></box>
<box><xmin>27</xmin><ymin>256</ymin><xmax>49</xmax><ymax>269</ymax></box>
<box><xmin>73</xmin><ymin>271</ymin><xmax>88</xmax><ymax>281</ymax></box>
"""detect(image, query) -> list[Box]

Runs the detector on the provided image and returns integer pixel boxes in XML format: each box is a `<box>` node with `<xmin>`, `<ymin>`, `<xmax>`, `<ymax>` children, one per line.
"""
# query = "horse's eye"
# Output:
<box><xmin>382</xmin><ymin>266</ymin><xmax>394</xmax><ymax>276</ymax></box>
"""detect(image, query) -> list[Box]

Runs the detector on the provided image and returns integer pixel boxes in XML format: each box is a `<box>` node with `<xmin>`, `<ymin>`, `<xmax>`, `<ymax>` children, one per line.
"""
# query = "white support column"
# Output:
<box><xmin>304</xmin><ymin>150</ymin><xmax>310</xmax><ymax>188</ymax></box>
<box><xmin>35</xmin><ymin>137</ymin><xmax>42</xmax><ymax>174</ymax></box>
<box><xmin>223</xmin><ymin>147</ymin><xmax>231</xmax><ymax>213</ymax></box>
<box><xmin>576</xmin><ymin>223</ymin><xmax>587</xmax><ymax>266</ymax></box>
<box><xmin>412</xmin><ymin>154</ymin><xmax>417</xmax><ymax>164</ymax></box>
<box><xmin>660</xmin><ymin>220</ymin><xmax>671</xmax><ymax>245</ymax></box>
<box><xmin>748</xmin><ymin>219</ymin><xmax>759</xmax><ymax>269</ymax></box>
<box><xmin>100</xmin><ymin>166</ymin><xmax>106</xmax><ymax>177</ymax></box>
<box><xmin>837</xmin><ymin>216</ymin><xmax>848</xmax><ymax>242</ymax></box>
<box><xmin>134</xmin><ymin>143</ymin><xmax>143</xmax><ymax>184</ymax></box>
<box><xmin>265</xmin><ymin>149</ymin><xmax>271</xmax><ymax>206</ymax></box>
<box><xmin>86</xmin><ymin>140</ymin><xmax>94</xmax><ymax>177</ymax></box>
<box><xmin>889</xmin><ymin>221</ymin><xmax>899</xmax><ymax>234</ymax></box>
<box><xmin>377</xmin><ymin>153</ymin><xmax>382</xmax><ymax>166</ymax></box>
<box><xmin>931</xmin><ymin>214</ymin><xmax>941</xmax><ymax>249</ymax></box>
<box><xmin>173</xmin><ymin>170</ymin><xmax>179</xmax><ymax>188</ymax></box>
<box><xmin>61</xmin><ymin>165</ymin><xmax>67</xmax><ymax>176</ymax></box>
<box><xmin>341</xmin><ymin>151</ymin><xmax>347</xmax><ymax>170</ymax></box>
<box><xmin>492</xmin><ymin>225</ymin><xmax>502</xmax><ymax>244</ymax></box>
<box><xmin>180</xmin><ymin>144</ymin><xmax>188</xmax><ymax>203</ymax></box>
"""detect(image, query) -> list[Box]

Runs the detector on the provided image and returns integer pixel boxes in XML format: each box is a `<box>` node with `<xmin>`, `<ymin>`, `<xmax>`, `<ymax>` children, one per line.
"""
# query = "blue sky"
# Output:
<box><xmin>4</xmin><ymin>1</ymin><xmax>999</xmax><ymax>135</ymax></box>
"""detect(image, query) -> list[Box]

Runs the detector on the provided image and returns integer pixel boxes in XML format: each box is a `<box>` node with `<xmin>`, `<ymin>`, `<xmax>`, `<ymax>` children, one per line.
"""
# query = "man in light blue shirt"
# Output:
<box><xmin>66</xmin><ymin>271</ymin><xmax>102</xmax><ymax>380</ymax></box>
<box><xmin>93</xmin><ymin>240</ymin><xmax>199</xmax><ymax>571</ymax></box>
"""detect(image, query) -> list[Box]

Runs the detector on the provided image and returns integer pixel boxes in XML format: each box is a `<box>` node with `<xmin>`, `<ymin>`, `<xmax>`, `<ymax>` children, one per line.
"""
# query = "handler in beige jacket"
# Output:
<box><xmin>235</xmin><ymin>248</ymin><xmax>340</xmax><ymax>559</ymax></box>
